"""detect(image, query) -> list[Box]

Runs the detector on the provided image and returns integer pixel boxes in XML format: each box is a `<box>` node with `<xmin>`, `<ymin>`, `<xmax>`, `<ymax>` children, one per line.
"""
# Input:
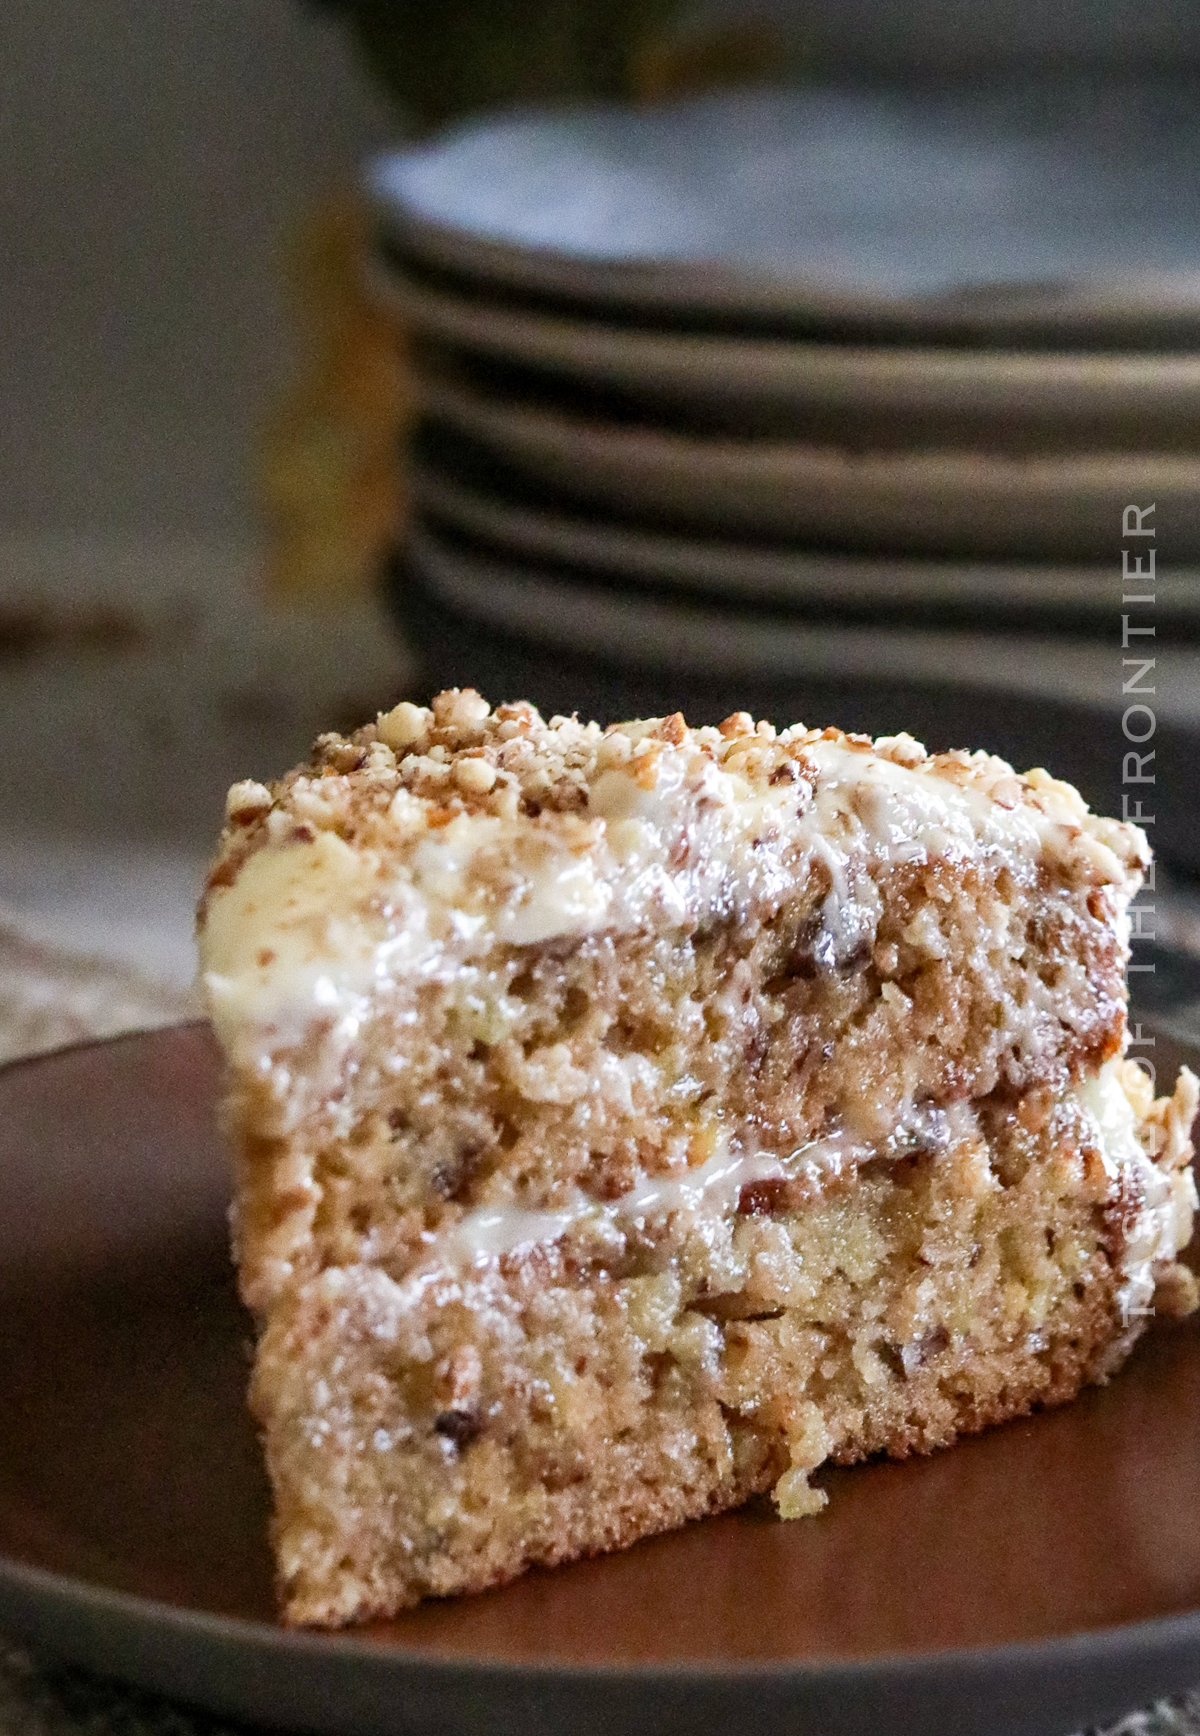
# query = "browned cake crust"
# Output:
<box><xmin>199</xmin><ymin>693</ymin><xmax>1197</xmax><ymax>1625</ymax></box>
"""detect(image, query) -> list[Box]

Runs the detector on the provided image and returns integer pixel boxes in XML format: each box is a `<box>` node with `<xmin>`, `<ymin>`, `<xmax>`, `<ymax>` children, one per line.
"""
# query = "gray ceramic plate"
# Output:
<box><xmin>378</xmin><ymin>267</ymin><xmax>1200</xmax><ymax>447</ymax></box>
<box><xmin>414</xmin><ymin>370</ymin><xmax>1200</xmax><ymax>561</ymax></box>
<box><xmin>368</xmin><ymin>84</ymin><xmax>1200</xmax><ymax>345</ymax></box>
<box><xmin>409</xmin><ymin>464</ymin><xmax>1200</xmax><ymax>624</ymax></box>
<box><xmin>404</xmin><ymin>523</ymin><xmax>1200</xmax><ymax>683</ymax></box>
<box><xmin>2</xmin><ymin>1024</ymin><xmax>1200</xmax><ymax>1736</ymax></box>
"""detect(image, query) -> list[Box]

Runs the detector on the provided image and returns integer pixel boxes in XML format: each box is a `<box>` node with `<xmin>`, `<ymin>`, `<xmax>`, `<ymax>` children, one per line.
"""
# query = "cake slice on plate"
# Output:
<box><xmin>199</xmin><ymin>690</ymin><xmax>1197</xmax><ymax>1626</ymax></box>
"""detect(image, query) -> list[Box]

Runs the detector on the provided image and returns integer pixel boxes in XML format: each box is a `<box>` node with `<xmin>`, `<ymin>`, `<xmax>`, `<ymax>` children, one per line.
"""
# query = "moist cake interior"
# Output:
<box><xmin>200</xmin><ymin>692</ymin><xmax>1198</xmax><ymax>1624</ymax></box>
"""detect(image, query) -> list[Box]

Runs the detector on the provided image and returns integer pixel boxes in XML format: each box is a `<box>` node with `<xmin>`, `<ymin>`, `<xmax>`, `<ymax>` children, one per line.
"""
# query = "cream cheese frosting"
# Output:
<box><xmin>202</xmin><ymin>721</ymin><xmax>1145</xmax><ymax>1068</ymax></box>
<box><xmin>294</xmin><ymin>1060</ymin><xmax>1192</xmax><ymax>1362</ymax></box>
<box><xmin>424</xmin><ymin>1060</ymin><xmax>1191</xmax><ymax>1295</ymax></box>
<box><xmin>1080</xmin><ymin>1059</ymin><xmax>1199</xmax><ymax>1326</ymax></box>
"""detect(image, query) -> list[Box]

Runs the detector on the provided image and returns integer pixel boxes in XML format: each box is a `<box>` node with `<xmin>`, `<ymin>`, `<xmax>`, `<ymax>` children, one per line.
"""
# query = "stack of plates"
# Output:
<box><xmin>367</xmin><ymin>82</ymin><xmax>1200</xmax><ymax>726</ymax></box>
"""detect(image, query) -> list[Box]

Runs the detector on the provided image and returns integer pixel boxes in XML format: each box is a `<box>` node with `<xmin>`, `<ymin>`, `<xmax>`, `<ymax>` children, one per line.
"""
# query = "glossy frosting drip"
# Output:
<box><xmin>447</xmin><ymin>1141</ymin><xmax>785</xmax><ymax>1264</ymax></box>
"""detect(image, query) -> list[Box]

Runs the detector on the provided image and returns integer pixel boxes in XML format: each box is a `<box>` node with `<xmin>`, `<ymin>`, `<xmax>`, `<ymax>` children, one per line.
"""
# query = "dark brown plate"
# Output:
<box><xmin>2</xmin><ymin>1025</ymin><xmax>1200</xmax><ymax>1736</ymax></box>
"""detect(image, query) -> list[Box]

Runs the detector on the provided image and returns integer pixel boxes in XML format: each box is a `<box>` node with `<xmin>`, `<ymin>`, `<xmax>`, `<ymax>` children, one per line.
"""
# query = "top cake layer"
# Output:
<box><xmin>203</xmin><ymin>689</ymin><xmax>1146</xmax><ymax>1068</ymax></box>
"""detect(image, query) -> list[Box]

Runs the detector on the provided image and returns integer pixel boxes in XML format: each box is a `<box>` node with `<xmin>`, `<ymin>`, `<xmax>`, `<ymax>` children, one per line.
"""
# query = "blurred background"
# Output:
<box><xmin>0</xmin><ymin>0</ymin><xmax>399</xmax><ymax>1053</ymax></box>
<box><xmin>3</xmin><ymin>0</ymin><xmax>1200</xmax><ymax>1059</ymax></box>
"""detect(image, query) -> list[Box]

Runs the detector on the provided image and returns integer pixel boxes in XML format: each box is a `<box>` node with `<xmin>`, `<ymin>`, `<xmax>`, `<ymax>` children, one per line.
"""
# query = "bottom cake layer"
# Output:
<box><xmin>251</xmin><ymin>1058</ymin><xmax>1197</xmax><ymax>1626</ymax></box>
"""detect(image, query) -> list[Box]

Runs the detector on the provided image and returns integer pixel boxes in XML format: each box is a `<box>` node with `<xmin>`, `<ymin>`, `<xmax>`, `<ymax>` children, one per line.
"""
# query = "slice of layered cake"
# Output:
<box><xmin>199</xmin><ymin>690</ymin><xmax>1198</xmax><ymax>1626</ymax></box>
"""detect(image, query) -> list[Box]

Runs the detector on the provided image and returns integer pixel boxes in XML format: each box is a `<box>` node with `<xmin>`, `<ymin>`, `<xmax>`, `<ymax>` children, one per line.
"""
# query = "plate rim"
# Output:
<box><xmin>408</xmin><ymin>462</ymin><xmax>1200</xmax><ymax>619</ymax></box>
<box><xmin>367</xmin><ymin>195</ymin><xmax>1200</xmax><ymax>350</ymax></box>
<box><xmin>414</xmin><ymin>370</ymin><xmax>1200</xmax><ymax>562</ymax></box>
<box><xmin>375</xmin><ymin>262</ymin><xmax>1200</xmax><ymax>422</ymax></box>
<box><xmin>404</xmin><ymin>525</ymin><xmax>1200</xmax><ymax>681</ymax></box>
<box><xmin>418</xmin><ymin>370</ymin><xmax>1200</xmax><ymax>489</ymax></box>
<box><xmin>6</xmin><ymin>1510</ymin><xmax>1200</xmax><ymax>1686</ymax></box>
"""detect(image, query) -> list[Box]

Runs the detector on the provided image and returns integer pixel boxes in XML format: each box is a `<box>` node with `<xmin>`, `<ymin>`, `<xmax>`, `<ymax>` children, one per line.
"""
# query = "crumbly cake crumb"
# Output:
<box><xmin>199</xmin><ymin>692</ymin><xmax>1195</xmax><ymax>1625</ymax></box>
